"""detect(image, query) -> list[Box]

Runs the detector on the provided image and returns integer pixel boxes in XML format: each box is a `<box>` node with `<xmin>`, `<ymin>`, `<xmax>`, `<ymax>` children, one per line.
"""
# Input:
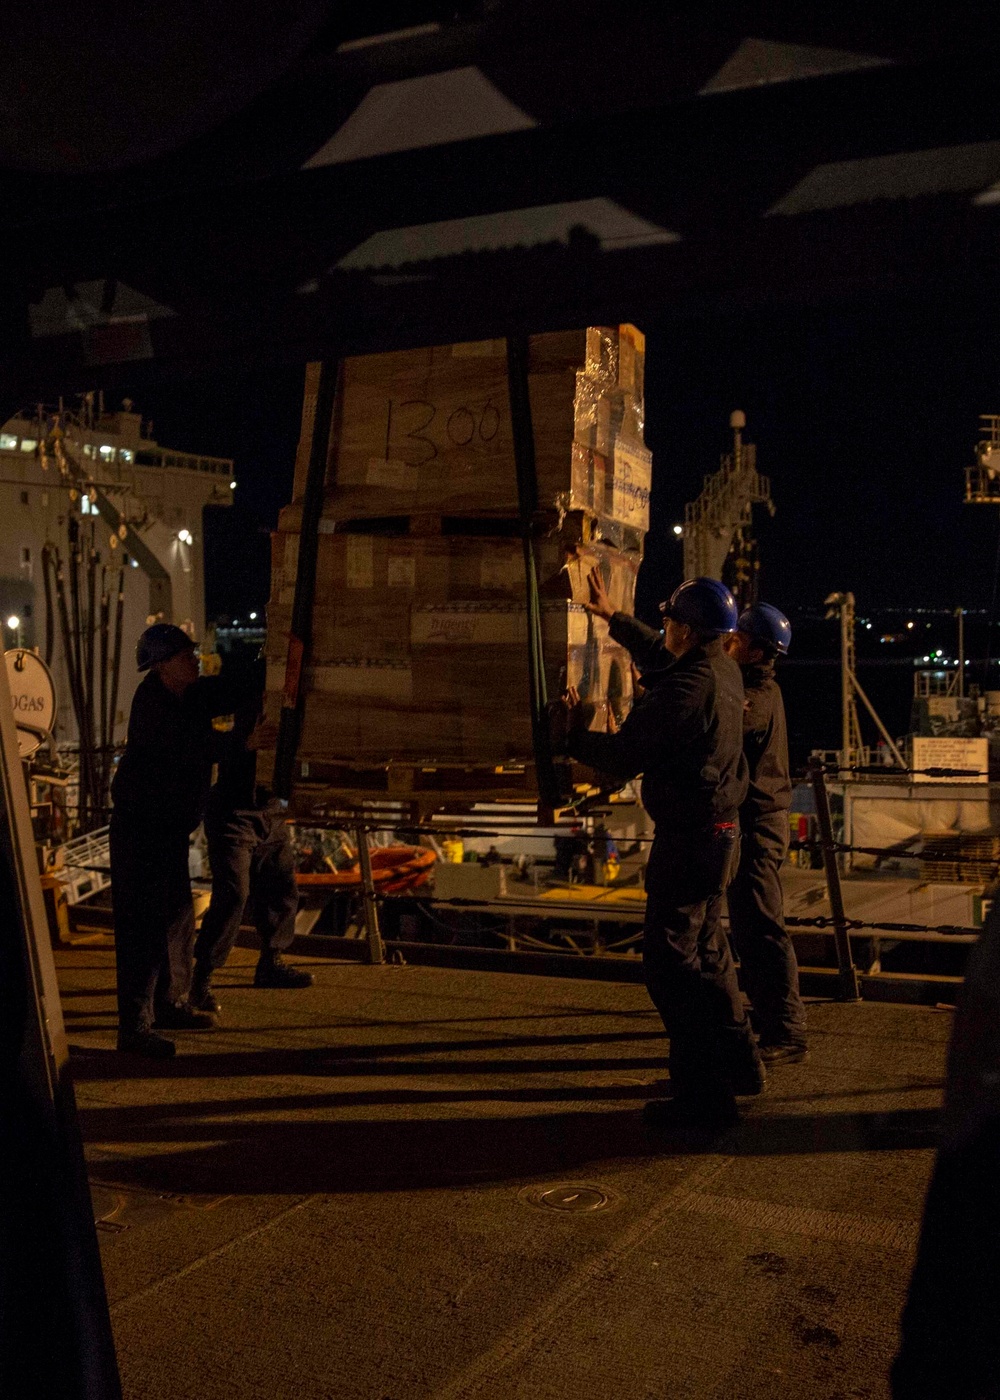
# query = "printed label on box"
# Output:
<box><xmin>612</xmin><ymin>442</ymin><xmax>652</xmax><ymax>530</ymax></box>
<box><xmin>567</xmin><ymin>607</ymin><xmax>590</xmax><ymax>647</ymax></box>
<box><xmin>387</xmin><ymin>555</ymin><xmax>416</xmax><ymax>590</ymax></box>
<box><xmin>366</xmin><ymin>456</ymin><xmax>418</xmax><ymax>491</ymax></box>
<box><xmin>346</xmin><ymin>536</ymin><xmax>375</xmax><ymax>590</ymax></box>
<box><xmin>411</xmin><ymin>608</ymin><xmax>526</xmax><ymax>646</ymax></box>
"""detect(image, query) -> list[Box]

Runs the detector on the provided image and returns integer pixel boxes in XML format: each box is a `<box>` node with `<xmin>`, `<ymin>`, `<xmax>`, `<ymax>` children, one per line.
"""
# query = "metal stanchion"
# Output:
<box><xmin>808</xmin><ymin>757</ymin><xmax>861</xmax><ymax>1001</ymax></box>
<box><xmin>355</xmin><ymin>827</ymin><xmax>386</xmax><ymax>965</ymax></box>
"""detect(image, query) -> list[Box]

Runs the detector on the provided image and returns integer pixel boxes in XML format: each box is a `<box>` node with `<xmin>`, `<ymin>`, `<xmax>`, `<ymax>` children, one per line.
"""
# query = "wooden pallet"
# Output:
<box><xmin>274</xmin><ymin>507</ymin><xmax>646</xmax><ymax>556</ymax></box>
<box><xmin>284</xmin><ymin>759</ymin><xmax>606</xmax><ymax>822</ymax></box>
<box><xmin>919</xmin><ymin>832</ymin><xmax>1000</xmax><ymax>885</ymax></box>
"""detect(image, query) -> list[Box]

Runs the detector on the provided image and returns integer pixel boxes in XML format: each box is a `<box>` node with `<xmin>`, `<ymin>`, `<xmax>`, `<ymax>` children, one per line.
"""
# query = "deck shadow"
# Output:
<box><xmin>77</xmin><ymin>1092</ymin><xmax>942</xmax><ymax>1197</ymax></box>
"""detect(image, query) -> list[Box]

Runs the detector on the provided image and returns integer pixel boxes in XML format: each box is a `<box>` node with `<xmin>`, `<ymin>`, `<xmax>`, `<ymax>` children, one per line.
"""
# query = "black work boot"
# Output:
<box><xmin>730</xmin><ymin>1056</ymin><xmax>767</xmax><ymax>1097</ymax></box>
<box><xmin>253</xmin><ymin>954</ymin><xmax>314</xmax><ymax>989</ymax></box>
<box><xmin>759</xmin><ymin>1040</ymin><xmax>808</xmax><ymax>1066</ymax></box>
<box><xmin>189</xmin><ymin>972</ymin><xmax>221</xmax><ymax>1016</ymax></box>
<box><xmin>153</xmin><ymin>1002</ymin><xmax>216</xmax><ymax>1030</ymax></box>
<box><xmin>117</xmin><ymin>1028</ymin><xmax>176</xmax><ymax>1059</ymax></box>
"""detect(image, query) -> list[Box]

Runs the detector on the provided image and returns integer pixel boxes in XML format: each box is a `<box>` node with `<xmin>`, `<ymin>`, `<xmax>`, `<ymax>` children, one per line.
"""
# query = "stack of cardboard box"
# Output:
<box><xmin>260</xmin><ymin>327</ymin><xmax>652</xmax><ymax>806</ymax></box>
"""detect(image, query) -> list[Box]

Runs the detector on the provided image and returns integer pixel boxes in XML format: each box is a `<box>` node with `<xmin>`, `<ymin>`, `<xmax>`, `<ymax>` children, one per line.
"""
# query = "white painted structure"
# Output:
<box><xmin>0</xmin><ymin>405</ymin><xmax>233</xmax><ymax>744</ymax></box>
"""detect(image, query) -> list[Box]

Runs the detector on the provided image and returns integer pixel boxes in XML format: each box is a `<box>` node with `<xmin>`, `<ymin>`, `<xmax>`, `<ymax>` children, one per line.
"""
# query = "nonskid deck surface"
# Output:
<box><xmin>60</xmin><ymin>947</ymin><xmax>949</xmax><ymax>1400</ymax></box>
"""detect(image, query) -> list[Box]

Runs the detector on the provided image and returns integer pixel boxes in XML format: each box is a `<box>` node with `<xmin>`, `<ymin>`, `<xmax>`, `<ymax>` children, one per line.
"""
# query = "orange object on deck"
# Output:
<box><xmin>295</xmin><ymin>844</ymin><xmax>435</xmax><ymax>894</ymax></box>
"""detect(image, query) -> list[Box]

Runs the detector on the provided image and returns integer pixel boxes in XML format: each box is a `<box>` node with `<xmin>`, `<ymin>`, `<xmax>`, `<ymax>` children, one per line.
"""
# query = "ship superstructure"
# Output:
<box><xmin>0</xmin><ymin>399</ymin><xmax>234</xmax><ymax>750</ymax></box>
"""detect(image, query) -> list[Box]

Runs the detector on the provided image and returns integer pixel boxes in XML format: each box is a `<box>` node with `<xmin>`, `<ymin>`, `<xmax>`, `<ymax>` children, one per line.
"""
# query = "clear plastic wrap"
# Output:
<box><xmin>569</xmin><ymin>324</ymin><xmax>650</xmax><ymax>530</ymax></box>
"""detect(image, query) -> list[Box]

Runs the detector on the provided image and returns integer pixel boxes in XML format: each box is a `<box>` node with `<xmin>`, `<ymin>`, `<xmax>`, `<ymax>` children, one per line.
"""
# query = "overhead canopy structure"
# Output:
<box><xmin>3</xmin><ymin>3</ymin><xmax>1000</xmax><ymax>402</ymax></box>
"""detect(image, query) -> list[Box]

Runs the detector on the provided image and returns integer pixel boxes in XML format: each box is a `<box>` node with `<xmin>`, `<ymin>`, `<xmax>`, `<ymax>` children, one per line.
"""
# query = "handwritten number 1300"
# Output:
<box><xmin>383</xmin><ymin>399</ymin><xmax>500</xmax><ymax>465</ymax></box>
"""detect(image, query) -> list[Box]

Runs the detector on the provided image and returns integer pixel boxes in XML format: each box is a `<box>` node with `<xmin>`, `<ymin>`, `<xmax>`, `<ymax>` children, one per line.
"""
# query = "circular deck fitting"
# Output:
<box><xmin>90</xmin><ymin>1186</ymin><xmax>121</xmax><ymax>1223</ymax></box>
<box><xmin>519</xmin><ymin>1183</ymin><xmax>618</xmax><ymax>1214</ymax></box>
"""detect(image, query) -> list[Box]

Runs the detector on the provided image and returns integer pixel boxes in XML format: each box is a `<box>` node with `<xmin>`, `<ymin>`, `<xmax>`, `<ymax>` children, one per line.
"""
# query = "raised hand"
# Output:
<box><xmin>583</xmin><ymin>565</ymin><xmax>615</xmax><ymax>621</ymax></box>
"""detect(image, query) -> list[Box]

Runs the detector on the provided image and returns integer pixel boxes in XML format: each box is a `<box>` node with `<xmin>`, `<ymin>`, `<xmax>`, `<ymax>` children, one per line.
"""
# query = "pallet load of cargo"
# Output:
<box><xmin>259</xmin><ymin>326</ymin><xmax>652</xmax><ymax>814</ymax></box>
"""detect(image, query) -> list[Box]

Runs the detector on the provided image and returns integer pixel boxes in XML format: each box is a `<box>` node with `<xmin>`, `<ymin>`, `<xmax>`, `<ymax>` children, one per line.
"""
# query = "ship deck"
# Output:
<box><xmin>60</xmin><ymin>946</ymin><xmax>949</xmax><ymax>1400</ymax></box>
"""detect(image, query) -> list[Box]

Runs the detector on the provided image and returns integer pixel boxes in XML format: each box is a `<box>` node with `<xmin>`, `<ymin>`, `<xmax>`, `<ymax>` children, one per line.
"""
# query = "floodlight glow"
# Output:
<box><xmin>6</xmin><ymin>615</ymin><xmax>19</xmax><ymax>630</ymax></box>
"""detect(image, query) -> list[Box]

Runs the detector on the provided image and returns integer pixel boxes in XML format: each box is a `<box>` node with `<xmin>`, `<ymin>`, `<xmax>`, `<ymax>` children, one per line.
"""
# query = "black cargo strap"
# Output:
<box><xmin>273</xmin><ymin>360</ymin><xmax>340</xmax><ymax>799</ymax></box>
<box><xmin>506</xmin><ymin>336</ymin><xmax>559</xmax><ymax>811</ymax></box>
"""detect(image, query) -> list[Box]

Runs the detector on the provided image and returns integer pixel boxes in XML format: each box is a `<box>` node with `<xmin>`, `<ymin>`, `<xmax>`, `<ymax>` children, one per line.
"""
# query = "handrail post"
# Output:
<box><xmin>355</xmin><ymin>826</ymin><xmax>385</xmax><ymax>965</ymax></box>
<box><xmin>808</xmin><ymin>757</ymin><xmax>861</xmax><ymax>1001</ymax></box>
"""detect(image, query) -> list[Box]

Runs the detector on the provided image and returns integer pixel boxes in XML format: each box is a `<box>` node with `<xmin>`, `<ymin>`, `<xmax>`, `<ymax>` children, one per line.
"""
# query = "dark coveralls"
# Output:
<box><xmin>193</xmin><ymin>697</ymin><xmax>298</xmax><ymax>980</ymax></box>
<box><xmin>568</xmin><ymin>614</ymin><xmax>759</xmax><ymax>1111</ymax></box>
<box><xmin>891</xmin><ymin>905</ymin><xmax>1000</xmax><ymax>1399</ymax></box>
<box><xmin>726</xmin><ymin>659</ymin><xmax>807</xmax><ymax>1047</ymax></box>
<box><xmin>110</xmin><ymin>671</ymin><xmax>235</xmax><ymax>1034</ymax></box>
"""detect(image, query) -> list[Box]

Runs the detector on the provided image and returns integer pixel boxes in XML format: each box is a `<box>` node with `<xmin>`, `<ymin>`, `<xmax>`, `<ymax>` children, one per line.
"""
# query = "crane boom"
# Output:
<box><xmin>682</xmin><ymin>411</ymin><xmax>774</xmax><ymax>600</ymax></box>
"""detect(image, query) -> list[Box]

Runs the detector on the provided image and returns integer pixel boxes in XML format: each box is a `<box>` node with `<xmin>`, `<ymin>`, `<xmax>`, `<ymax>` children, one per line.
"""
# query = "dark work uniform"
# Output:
<box><xmin>110</xmin><ymin>672</ymin><xmax>235</xmax><ymax>1034</ymax></box>
<box><xmin>726</xmin><ymin>659</ymin><xmax>806</xmax><ymax>1047</ymax></box>
<box><xmin>193</xmin><ymin>694</ymin><xmax>298</xmax><ymax>980</ymax></box>
<box><xmin>568</xmin><ymin>613</ymin><xmax>758</xmax><ymax>1112</ymax></box>
<box><xmin>891</xmin><ymin>907</ymin><xmax>1000</xmax><ymax>1399</ymax></box>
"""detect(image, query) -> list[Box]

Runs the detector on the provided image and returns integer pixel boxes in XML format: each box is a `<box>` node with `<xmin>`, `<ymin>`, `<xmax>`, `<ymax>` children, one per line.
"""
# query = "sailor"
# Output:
<box><xmin>724</xmin><ymin>604</ymin><xmax>807</xmax><ymax>1062</ymax></box>
<box><xmin>189</xmin><ymin>666</ymin><xmax>313</xmax><ymax>1013</ymax></box>
<box><xmin>555</xmin><ymin>575</ymin><xmax>763</xmax><ymax>1132</ymax></box>
<box><xmin>110</xmin><ymin>624</ymin><xmax>238</xmax><ymax>1057</ymax></box>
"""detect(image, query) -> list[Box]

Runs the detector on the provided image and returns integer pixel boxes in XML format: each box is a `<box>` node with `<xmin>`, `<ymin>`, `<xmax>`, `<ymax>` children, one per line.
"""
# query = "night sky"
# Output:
<box><xmin>642</xmin><ymin>294</ymin><xmax>1000</xmax><ymax>617</ymax></box>
<box><xmin>127</xmin><ymin>293</ymin><xmax>1000</xmax><ymax>758</ymax></box>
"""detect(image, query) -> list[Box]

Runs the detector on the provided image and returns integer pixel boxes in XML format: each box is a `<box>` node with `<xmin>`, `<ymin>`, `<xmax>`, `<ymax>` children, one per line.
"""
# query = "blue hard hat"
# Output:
<box><xmin>660</xmin><ymin>578</ymin><xmax>739</xmax><ymax>637</ymax></box>
<box><xmin>136</xmin><ymin>623</ymin><xmax>198</xmax><ymax>672</ymax></box>
<box><xmin>737</xmin><ymin>602</ymin><xmax>792</xmax><ymax>654</ymax></box>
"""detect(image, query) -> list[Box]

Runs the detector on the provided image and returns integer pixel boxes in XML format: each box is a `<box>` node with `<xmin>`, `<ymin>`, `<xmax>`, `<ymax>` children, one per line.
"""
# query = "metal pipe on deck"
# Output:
<box><xmin>355</xmin><ymin>827</ymin><xmax>386</xmax><ymax>965</ymax></box>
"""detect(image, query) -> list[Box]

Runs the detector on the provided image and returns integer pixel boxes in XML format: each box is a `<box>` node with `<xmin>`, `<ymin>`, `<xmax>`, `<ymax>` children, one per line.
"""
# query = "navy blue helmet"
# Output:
<box><xmin>660</xmin><ymin>578</ymin><xmax>739</xmax><ymax>638</ymax></box>
<box><xmin>737</xmin><ymin>603</ymin><xmax>792</xmax><ymax>655</ymax></box>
